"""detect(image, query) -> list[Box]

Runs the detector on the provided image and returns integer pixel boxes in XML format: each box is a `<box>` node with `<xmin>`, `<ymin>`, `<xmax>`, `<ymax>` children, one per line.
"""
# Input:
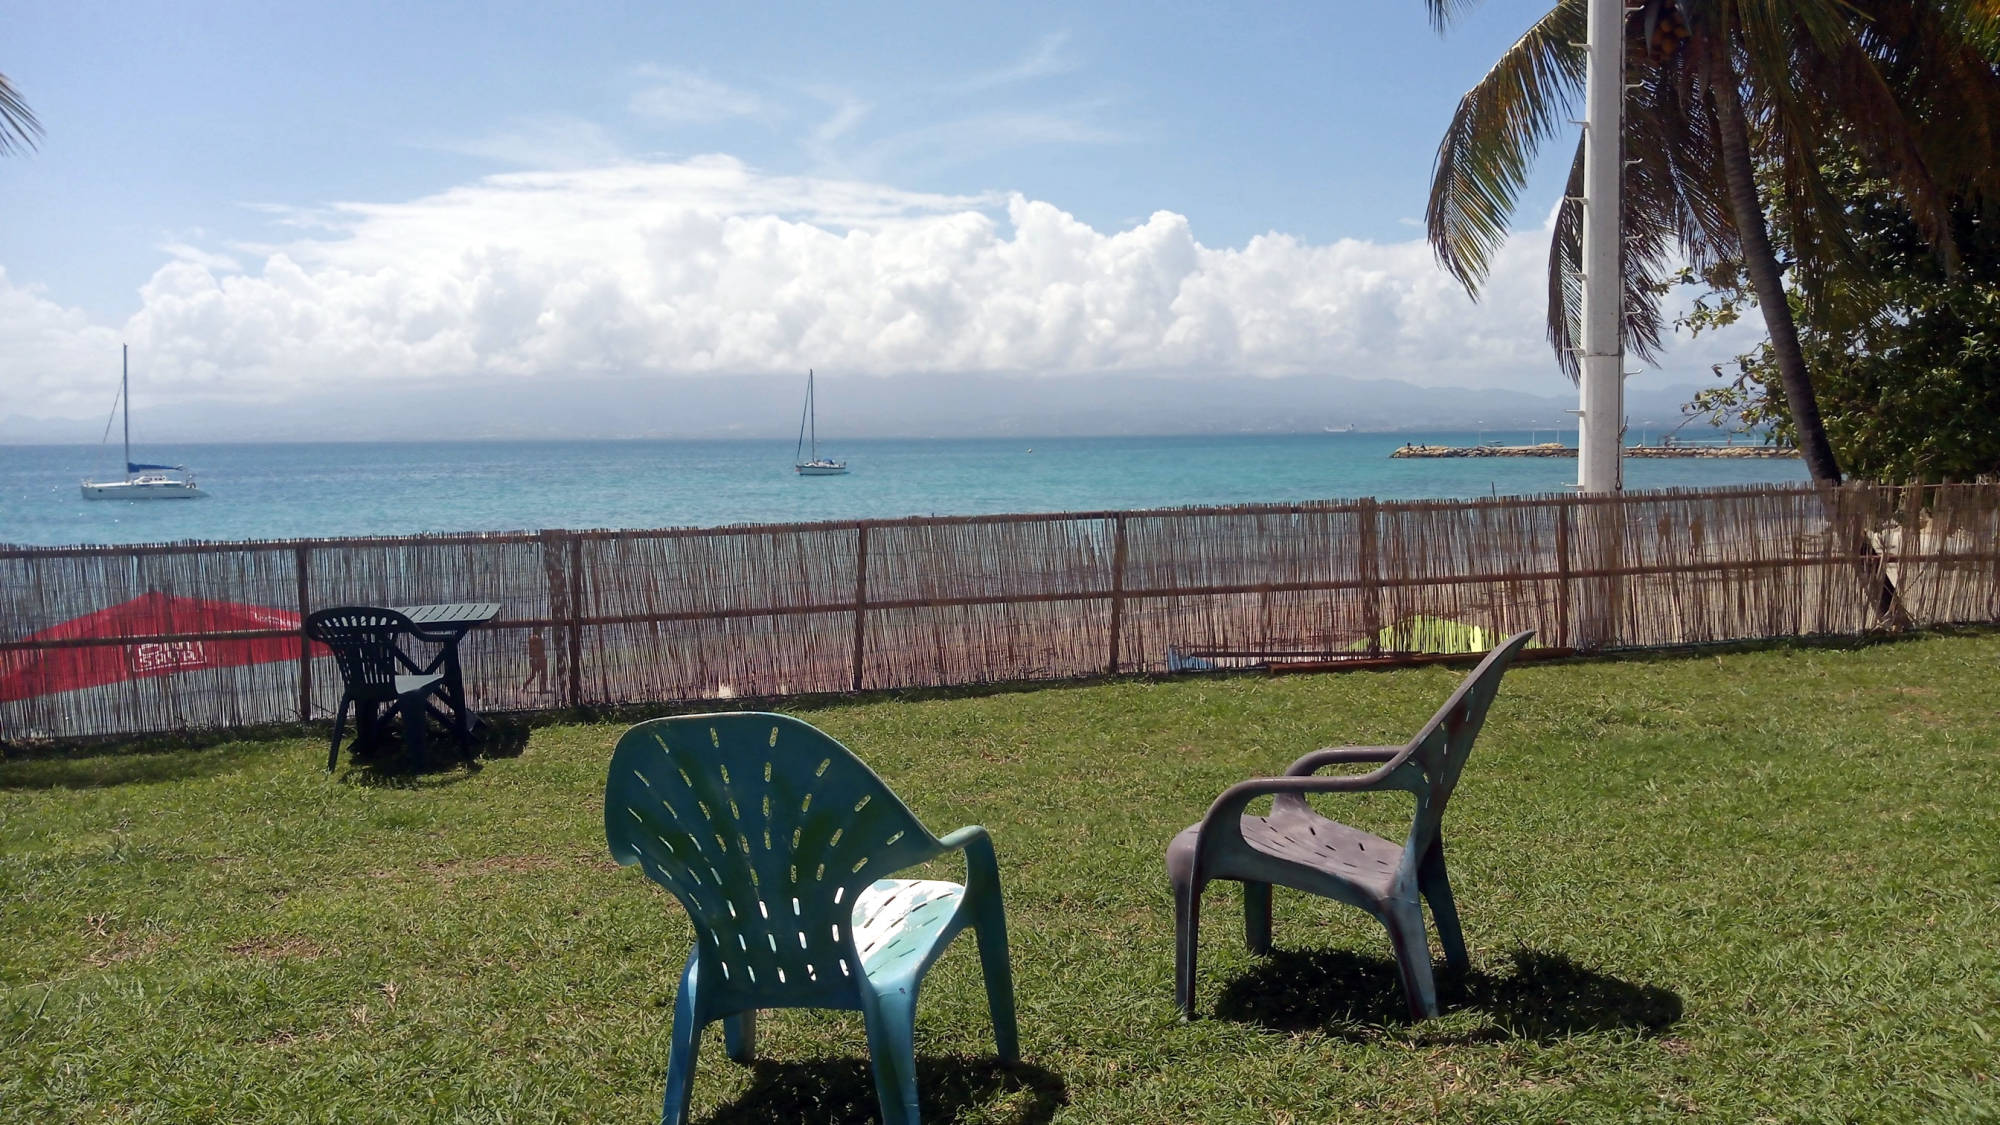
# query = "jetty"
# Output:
<box><xmin>1389</xmin><ymin>442</ymin><xmax>1796</xmax><ymax>459</ymax></box>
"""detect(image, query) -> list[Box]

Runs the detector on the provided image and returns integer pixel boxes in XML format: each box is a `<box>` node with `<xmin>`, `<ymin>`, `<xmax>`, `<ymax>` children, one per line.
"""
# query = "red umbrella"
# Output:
<box><xmin>0</xmin><ymin>591</ymin><xmax>320</xmax><ymax>702</ymax></box>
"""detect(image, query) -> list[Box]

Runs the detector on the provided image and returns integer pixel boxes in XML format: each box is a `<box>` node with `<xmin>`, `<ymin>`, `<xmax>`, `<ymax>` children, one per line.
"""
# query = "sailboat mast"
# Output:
<box><xmin>808</xmin><ymin>369</ymin><xmax>817</xmax><ymax>459</ymax></box>
<box><xmin>796</xmin><ymin>370</ymin><xmax>812</xmax><ymax>463</ymax></box>
<box><xmin>122</xmin><ymin>343</ymin><xmax>131</xmax><ymax>472</ymax></box>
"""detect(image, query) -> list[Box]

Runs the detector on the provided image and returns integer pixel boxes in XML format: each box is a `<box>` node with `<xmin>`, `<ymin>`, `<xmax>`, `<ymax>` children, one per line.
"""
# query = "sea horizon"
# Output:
<box><xmin>0</xmin><ymin>430</ymin><xmax>1806</xmax><ymax>549</ymax></box>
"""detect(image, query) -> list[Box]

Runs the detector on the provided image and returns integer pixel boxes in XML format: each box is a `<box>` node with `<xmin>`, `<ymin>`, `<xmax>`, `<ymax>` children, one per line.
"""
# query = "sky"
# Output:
<box><xmin>0</xmin><ymin>1</ymin><xmax>1761</xmax><ymax>437</ymax></box>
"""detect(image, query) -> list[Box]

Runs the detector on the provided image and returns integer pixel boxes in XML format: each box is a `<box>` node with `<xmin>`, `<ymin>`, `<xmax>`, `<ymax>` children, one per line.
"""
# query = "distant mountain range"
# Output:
<box><xmin>0</xmin><ymin>371</ymin><xmax>1735</xmax><ymax>444</ymax></box>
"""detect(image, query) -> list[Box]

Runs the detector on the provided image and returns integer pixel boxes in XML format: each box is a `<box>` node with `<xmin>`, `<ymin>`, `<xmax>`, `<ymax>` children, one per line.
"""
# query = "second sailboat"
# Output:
<box><xmin>793</xmin><ymin>369</ymin><xmax>848</xmax><ymax>475</ymax></box>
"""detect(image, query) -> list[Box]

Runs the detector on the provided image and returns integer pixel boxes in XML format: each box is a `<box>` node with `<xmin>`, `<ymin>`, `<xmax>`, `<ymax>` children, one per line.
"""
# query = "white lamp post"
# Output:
<box><xmin>1577</xmin><ymin>0</ymin><xmax>1624</xmax><ymax>493</ymax></box>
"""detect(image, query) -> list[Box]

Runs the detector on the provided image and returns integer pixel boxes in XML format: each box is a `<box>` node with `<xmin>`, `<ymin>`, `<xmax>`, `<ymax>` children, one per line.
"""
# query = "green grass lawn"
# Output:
<box><xmin>4</xmin><ymin>633</ymin><xmax>1998</xmax><ymax>1124</ymax></box>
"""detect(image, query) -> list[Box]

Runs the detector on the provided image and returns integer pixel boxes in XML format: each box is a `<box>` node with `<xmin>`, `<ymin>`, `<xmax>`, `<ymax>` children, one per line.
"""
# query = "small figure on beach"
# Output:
<box><xmin>522</xmin><ymin>627</ymin><xmax>549</xmax><ymax>694</ymax></box>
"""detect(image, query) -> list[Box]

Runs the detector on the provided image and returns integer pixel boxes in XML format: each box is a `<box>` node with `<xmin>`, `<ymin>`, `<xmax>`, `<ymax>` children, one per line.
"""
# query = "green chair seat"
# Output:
<box><xmin>853</xmin><ymin>879</ymin><xmax>966</xmax><ymax>979</ymax></box>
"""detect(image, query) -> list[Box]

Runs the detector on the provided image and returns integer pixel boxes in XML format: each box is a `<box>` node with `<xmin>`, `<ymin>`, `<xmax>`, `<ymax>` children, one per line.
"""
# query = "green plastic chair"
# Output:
<box><xmin>605</xmin><ymin>713</ymin><xmax>1018</xmax><ymax>1125</ymax></box>
<box><xmin>1167</xmin><ymin>631</ymin><xmax>1535</xmax><ymax>1020</ymax></box>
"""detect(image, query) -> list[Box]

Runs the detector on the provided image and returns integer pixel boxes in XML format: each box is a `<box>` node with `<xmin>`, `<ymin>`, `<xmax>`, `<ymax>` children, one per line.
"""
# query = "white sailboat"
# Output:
<box><xmin>793</xmin><ymin>368</ymin><xmax>848</xmax><ymax>476</ymax></box>
<box><xmin>81</xmin><ymin>345</ymin><xmax>203</xmax><ymax>500</ymax></box>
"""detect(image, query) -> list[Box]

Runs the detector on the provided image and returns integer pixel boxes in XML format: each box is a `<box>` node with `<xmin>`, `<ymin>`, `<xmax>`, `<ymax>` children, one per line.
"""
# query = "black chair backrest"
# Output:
<box><xmin>305</xmin><ymin>607</ymin><xmax>415</xmax><ymax>702</ymax></box>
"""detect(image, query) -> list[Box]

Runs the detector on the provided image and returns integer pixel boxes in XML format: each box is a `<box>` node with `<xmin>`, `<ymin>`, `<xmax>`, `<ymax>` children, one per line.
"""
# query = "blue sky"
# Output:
<box><xmin>1</xmin><ymin>2</ymin><xmax>1742</xmax><ymax>430</ymax></box>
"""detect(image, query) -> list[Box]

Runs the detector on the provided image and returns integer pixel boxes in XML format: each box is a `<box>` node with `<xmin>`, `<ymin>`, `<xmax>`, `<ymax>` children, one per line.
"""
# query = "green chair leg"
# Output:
<box><xmin>972</xmin><ymin>895</ymin><xmax>1019</xmax><ymax>1060</ymax></box>
<box><xmin>1420</xmin><ymin>843</ymin><xmax>1468</xmax><ymax>973</ymax></box>
<box><xmin>723</xmin><ymin>1009</ymin><xmax>756</xmax><ymax>1064</ymax></box>
<box><xmin>327</xmin><ymin>698</ymin><xmax>349</xmax><ymax>772</ymax></box>
<box><xmin>861</xmin><ymin>990</ymin><xmax>922</xmax><ymax>1125</ymax></box>
<box><xmin>660</xmin><ymin>956</ymin><xmax>705</xmax><ymax>1125</ymax></box>
<box><xmin>1243</xmin><ymin>881</ymin><xmax>1273</xmax><ymax>955</ymax></box>
<box><xmin>1173</xmin><ymin>880</ymin><xmax>1203</xmax><ymax>1017</ymax></box>
<box><xmin>1383</xmin><ymin>904</ymin><xmax>1439</xmax><ymax>1020</ymax></box>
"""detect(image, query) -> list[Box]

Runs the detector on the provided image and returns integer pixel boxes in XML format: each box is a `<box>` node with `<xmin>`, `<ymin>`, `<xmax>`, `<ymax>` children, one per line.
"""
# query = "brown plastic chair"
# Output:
<box><xmin>1166</xmin><ymin>631</ymin><xmax>1534</xmax><ymax>1020</ymax></box>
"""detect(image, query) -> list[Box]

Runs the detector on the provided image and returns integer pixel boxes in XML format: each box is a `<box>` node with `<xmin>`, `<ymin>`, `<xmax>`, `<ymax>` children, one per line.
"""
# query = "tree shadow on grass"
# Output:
<box><xmin>1215</xmin><ymin>947</ymin><xmax>1682</xmax><ymax>1045</ymax></box>
<box><xmin>0</xmin><ymin>738</ymin><xmax>272</xmax><ymax>790</ymax></box>
<box><xmin>470</xmin><ymin>715</ymin><xmax>531</xmax><ymax>759</ymax></box>
<box><xmin>697</xmin><ymin>1056</ymin><xmax>1066</xmax><ymax>1125</ymax></box>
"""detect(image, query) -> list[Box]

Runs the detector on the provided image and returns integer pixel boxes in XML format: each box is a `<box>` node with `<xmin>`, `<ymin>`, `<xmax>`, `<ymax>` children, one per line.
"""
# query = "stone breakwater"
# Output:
<box><xmin>1389</xmin><ymin>442</ymin><xmax>1797</xmax><ymax>459</ymax></box>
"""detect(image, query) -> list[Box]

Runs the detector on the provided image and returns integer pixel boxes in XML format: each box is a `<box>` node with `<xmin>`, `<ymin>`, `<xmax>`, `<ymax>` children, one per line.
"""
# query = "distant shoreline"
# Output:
<box><xmin>1390</xmin><ymin>442</ymin><xmax>1796</xmax><ymax>460</ymax></box>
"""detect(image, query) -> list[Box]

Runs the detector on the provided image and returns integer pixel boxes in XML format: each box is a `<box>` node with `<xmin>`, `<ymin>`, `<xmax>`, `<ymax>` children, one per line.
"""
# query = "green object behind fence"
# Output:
<box><xmin>605</xmin><ymin>713</ymin><xmax>1018</xmax><ymax>1125</ymax></box>
<box><xmin>1350</xmin><ymin>615</ymin><xmax>1494</xmax><ymax>655</ymax></box>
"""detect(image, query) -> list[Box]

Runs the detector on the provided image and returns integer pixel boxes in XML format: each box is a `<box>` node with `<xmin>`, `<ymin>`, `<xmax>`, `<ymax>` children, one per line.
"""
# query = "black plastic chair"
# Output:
<box><xmin>304</xmin><ymin>606</ymin><xmax>468</xmax><ymax>770</ymax></box>
<box><xmin>1166</xmin><ymin>631</ymin><xmax>1534</xmax><ymax>1020</ymax></box>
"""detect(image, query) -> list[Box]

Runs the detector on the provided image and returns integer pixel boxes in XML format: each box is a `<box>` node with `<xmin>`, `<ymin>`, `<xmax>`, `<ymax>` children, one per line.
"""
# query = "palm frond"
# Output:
<box><xmin>1425</xmin><ymin>0</ymin><xmax>1489</xmax><ymax>33</ymax></box>
<box><xmin>1441</xmin><ymin>0</ymin><xmax>2000</xmax><ymax>396</ymax></box>
<box><xmin>1426</xmin><ymin>0</ymin><xmax>1587</xmax><ymax>294</ymax></box>
<box><xmin>1548</xmin><ymin>137</ymin><xmax>1586</xmax><ymax>380</ymax></box>
<box><xmin>0</xmin><ymin>73</ymin><xmax>41</xmax><ymax>156</ymax></box>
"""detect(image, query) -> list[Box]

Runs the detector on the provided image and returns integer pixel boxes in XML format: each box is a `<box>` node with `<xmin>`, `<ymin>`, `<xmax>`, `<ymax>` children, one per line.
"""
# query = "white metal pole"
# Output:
<box><xmin>1578</xmin><ymin>0</ymin><xmax>1624</xmax><ymax>493</ymax></box>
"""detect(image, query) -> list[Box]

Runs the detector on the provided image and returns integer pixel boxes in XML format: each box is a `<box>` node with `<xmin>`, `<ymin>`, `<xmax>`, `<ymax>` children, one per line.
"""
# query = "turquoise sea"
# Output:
<box><xmin>0</xmin><ymin>432</ymin><xmax>1807</xmax><ymax>548</ymax></box>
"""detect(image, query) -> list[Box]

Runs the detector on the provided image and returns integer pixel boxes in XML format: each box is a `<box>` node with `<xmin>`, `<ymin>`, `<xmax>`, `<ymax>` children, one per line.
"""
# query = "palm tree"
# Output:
<box><xmin>1423</xmin><ymin>0</ymin><xmax>2000</xmax><ymax>483</ymax></box>
<box><xmin>1</xmin><ymin>72</ymin><xmax>41</xmax><ymax>156</ymax></box>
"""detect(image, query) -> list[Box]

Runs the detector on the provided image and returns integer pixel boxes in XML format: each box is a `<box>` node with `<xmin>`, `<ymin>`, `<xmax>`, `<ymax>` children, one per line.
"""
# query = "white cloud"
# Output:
<box><xmin>953</xmin><ymin>32</ymin><xmax>1077</xmax><ymax>93</ymax></box>
<box><xmin>628</xmin><ymin>68</ymin><xmax>768</xmax><ymax>124</ymax></box>
<box><xmin>806</xmin><ymin>89</ymin><xmax>872</xmax><ymax>152</ymax></box>
<box><xmin>829</xmin><ymin>104</ymin><xmax>1128</xmax><ymax>182</ymax></box>
<box><xmin>0</xmin><ymin>156</ymin><xmax>1761</xmax><ymax>420</ymax></box>
<box><xmin>427</xmin><ymin>114</ymin><xmax>627</xmax><ymax>169</ymax></box>
<box><xmin>0</xmin><ymin>268</ymin><xmax>128</xmax><ymax>420</ymax></box>
<box><xmin>158</xmin><ymin>242</ymin><xmax>242</xmax><ymax>272</ymax></box>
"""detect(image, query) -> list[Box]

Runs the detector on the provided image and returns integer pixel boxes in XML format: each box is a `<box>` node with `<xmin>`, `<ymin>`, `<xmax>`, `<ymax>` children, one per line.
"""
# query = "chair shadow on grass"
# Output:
<box><xmin>336</xmin><ymin>713</ymin><xmax>533</xmax><ymax>787</ymax></box>
<box><xmin>1215</xmin><ymin>947</ymin><xmax>1682</xmax><ymax>1045</ymax></box>
<box><xmin>696</xmin><ymin>1055</ymin><xmax>1067</xmax><ymax>1125</ymax></box>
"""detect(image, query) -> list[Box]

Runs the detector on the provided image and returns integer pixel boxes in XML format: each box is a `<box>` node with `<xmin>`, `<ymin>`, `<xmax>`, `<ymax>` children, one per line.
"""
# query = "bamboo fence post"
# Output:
<box><xmin>294</xmin><ymin>544</ymin><xmax>312</xmax><ymax>721</ymax></box>
<box><xmin>1554</xmin><ymin>500</ymin><xmax>1573</xmax><ymax>651</ymax></box>
<box><xmin>851</xmin><ymin>522</ymin><xmax>870</xmax><ymax>692</ymax></box>
<box><xmin>1106</xmin><ymin>514</ymin><xmax>1128</xmax><ymax>673</ymax></box>
<box><xmin>567</xmin><ymin>534</ymin><xmax>584</xmax><ymax>706</ymax></box>
<box><xmin>1896</xmin><ymin>480</ymin><xmax>1923</xmax><ymax>622</ymax></box>
<box><xmin>1575</xmin><ymin>493</ymin><xmax>1626</xmax><ymax>651</ymax></box>
<box><xmin>1610</xmin><ymin>492</ymin><xmax>1628</xmax><ymax>645</ymax></box>
<box><xmin>1357</xmin><ymin>499</ymin><xmax>1382</xmax><ymax>655</ymax></box>
<box><xmin>539</xmin><ymin>529</ymin><xmax>567</xmax><ymax>705</ymax></box>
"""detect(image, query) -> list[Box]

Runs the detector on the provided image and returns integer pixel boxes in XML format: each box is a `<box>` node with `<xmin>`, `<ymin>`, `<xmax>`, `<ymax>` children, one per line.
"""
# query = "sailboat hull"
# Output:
<box><xmin>794</xmin><ymin>462</ymin><xmax>848</xmax><ymax>476</ymax></box>
<box><xmin>82</xmin><ymin>476</ymin><xmax>205</xmax><ymax>499</ymax></box>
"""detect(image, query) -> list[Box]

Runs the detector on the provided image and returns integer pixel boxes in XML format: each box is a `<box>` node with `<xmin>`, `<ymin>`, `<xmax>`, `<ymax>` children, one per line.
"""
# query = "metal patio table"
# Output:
<box><xmin>391</xmin><ymin>602</ymin><xmax>500</xmax><ymax>744</ymax></box>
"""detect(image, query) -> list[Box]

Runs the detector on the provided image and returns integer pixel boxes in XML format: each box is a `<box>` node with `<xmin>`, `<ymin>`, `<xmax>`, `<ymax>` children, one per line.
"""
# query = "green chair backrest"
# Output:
<box><xmin>605</xmin><ymin>713</ymin><xmax>942</xmax><ymax>1008</ymax></box>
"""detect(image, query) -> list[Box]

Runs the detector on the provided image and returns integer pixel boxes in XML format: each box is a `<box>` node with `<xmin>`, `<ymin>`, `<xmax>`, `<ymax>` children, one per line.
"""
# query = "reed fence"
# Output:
<box><xmin>4</xmin><ymin>482</ymin><xmax>1996</xmax><ymax>742</ymax></box>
